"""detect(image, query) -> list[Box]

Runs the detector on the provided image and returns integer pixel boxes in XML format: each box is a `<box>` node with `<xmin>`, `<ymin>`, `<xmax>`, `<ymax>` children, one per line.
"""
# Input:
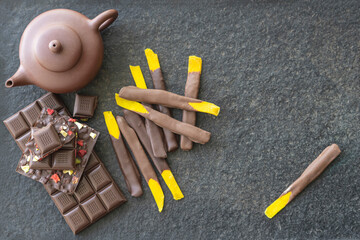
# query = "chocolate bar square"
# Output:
<box><xmin>21</xmin><ymin>102</ymin><xmax>41</xmax><ymax>126</ymax></box>
<box><xmin>38</xmin><ymin>93</ymin><xmax>63</xmax><ymax>111</ymax></box>
<box><xmin>81</xmin><ymin>195</ymin><xmax>107</xmax><ymax>222</ymax></box>
<box><xmin>87</xmin><ymin>165</ymin><xmax>112</xmax><ymax>191</ymax></box>
<box><xmin>33</xmin><ymin>124</ymin><xmax>62</xmax><ymax>155</ymax></box>
<box><xmin>73</xmin><ymin>94</ymin><xmax>97</xmax><ymax>118</ymax></box>
<box><xmin>64</xmin><ymin>206</ymin><xmax>90</xmax><ymax>234</ymax></box>
<box><xmin>52</xmin><ymin>191</ymin><xmax>78</xmax><ymax>214</ymax></box>
<box><xmin>15</xmin><ymin>131</ymin><xmax>31</xmax><ymax>152</ymax></box>
<box><xmin>98</xmin><ymin>183</ymin><xmax>126</xmax><ymax>211</ymax></box>
<box><xmin>52</xmin><ymin>149</ymin><xmax>76</xmax><ymax>170</ymax></box>
<box><xmin>74</xmin><ymin>178</ymin><xmax>94</xmax><ymax>202</ymax></box>
<box><xmin>29</xmin><ymin>156</ymin><xmax>52</xmax><ymax>170</ymax></box>
<box><xmin>84</xmin><ymin>153</ymin><xmax>99</xmax><ymax>172</ymax></box>
<box><xmin>3</xmin><ymin>112</ymin><xmax>30</xmax><ymax>139</ymax></box>
<box><xmin>63</xmin><ymin>138</ymin><xmax>76</xmax><ymax>149</ymax></box>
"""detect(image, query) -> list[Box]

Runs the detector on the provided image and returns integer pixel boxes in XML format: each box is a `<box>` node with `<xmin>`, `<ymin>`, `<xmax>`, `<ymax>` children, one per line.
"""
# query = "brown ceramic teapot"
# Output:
<box><xmin>5</xmin><ymin>9</ymin><xmax>118</xmax><ymax>93</ymax></box>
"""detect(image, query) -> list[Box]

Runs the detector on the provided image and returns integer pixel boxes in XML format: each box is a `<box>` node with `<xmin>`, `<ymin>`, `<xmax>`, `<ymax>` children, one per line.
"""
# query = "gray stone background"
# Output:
<box><xmin>0</xmin><ymin>0</ymin><xmax>359</xmax><ymax>239</ymax></box>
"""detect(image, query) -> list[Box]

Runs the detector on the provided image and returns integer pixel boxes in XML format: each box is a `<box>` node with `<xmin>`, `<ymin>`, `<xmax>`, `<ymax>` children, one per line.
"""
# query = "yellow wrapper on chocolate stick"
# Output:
<box><xmin>103</xmin><ymin>111</ymin><xmax>120</xmax><ymax>139</ymax></box>
<box><xmin>145</xmin><ymin>49</ymin><xmax>160</xmax><ymax>71</ymax></box>
<box><xmin>115</xmin><ymin>94</ymin><xmax>149</xmax><ymax>114</ymax></box>
<box><xmin>162</xmin><ymin>170</ymin><xmax>184</xmax><ymax>200</ymax></box>
<box><xmin>148</xmin><ymin>178</ymin><xmax>165</xmax><ymax>212</ymax></box>
<box><xmin>265</xmin><ymin>192</ymin><xmax>292</xmax><ymax>219</ymax></box>
<box><xmin>130</xmin><ymin>65</ymin><xmax>147</xmax><ymax>89</ymax></box>
<box><xmin>188</xmin><ymin>55</ymin><xmax>202</xmax><ymax>73</ymax></box>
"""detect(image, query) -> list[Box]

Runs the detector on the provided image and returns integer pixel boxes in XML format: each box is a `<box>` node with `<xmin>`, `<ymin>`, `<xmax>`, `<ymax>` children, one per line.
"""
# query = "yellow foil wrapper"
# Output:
<box><xmin>265</xmin><ymin>191</ymin><xmax>292</xmax><ymax>219</ymax></box>
<box><xmin>161</xmin><ymin>170</ymin><xmax>184</xmax><ymax>200</ymax></box>
<box><xmin>115</xmin><ymin>94</ymin><xmax>149</xmax><ymax>114</ymax></box>
<box><xmin>145</xmin><ymin>48</ymin><xmax>160</xmax><ymax>71</ymax></box>
<box><xmin>103</xmin><ymin>111</ymin><xmax>120</xmax><ymax>139</ymax></box>
<box><xmin>148</xmin><ymin>178</ymin><xmax>165</xmax><ymax>212</ymax></box>
<box><xmin>188</xmin><ymin>56</ymin><xmax>202</xmax><ymax>73</ymax></box>
<box><xmin>188</xmin><ymin>101</ymin><xmax>220</xmax><ymax>116</ymax></box>
<box><xmin>130</xmin><ymin>65</ymin><xmax>147</xmax><ymax>89</ymax></box>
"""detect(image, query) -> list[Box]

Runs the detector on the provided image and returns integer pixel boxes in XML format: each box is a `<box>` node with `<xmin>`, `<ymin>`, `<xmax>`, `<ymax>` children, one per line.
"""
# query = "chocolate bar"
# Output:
<box><xmin>103</xmin><ymin>111</ymin><xmax>143</xmax><ymax>197</ymax></box>
<box><xmin>145</xmin><ymin>48</ymin><xmax>178</xmax><ymax>152</ymax></box>
<box><xmin>73</xmin><ymin>94</ymin><xmax>98</xmax><ymax>119</ymax></box>
<box><xmin>115</xmin><ymin>95</ymin><xmax>211</xmax><ymax>144</ymax></box>
<box><xmin>181</xmin><ymin>56</ymin><xmax>202</xmax><ymax>150</ymax></box>
<box><xmin>44</xmin><ymin>152</ymin><xmax>126</xmax><ymax>234</ymax></box>
<box><xmin>3</xmin><ymin>92</ymin><xmax>70</xmax><ymax>152</ymax></box>
<box><xmin>16</xmin><ymin>109</ymin><xmax>100</xmax><ymax>194</ymax></box>
<box><xmin>5</xmin><ymin>93</ymin><xmax>126</xmax><ymax>233</ymax></box>
<box><xmin>118</xmin><ymin>86</ymin><xmax>220</xmax><ymax>116</ymax></box>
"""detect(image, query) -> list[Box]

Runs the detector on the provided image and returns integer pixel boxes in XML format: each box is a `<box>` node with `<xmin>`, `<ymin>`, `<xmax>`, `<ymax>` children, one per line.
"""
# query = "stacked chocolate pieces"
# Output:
<box><xmin>3</xmin><ymin>93</ymin><xmax>126</xmax><ymax>234</ymax></box>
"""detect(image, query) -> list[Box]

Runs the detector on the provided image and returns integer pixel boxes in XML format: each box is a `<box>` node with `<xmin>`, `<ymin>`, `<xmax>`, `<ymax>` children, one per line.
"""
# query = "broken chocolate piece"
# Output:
<box><xmin>33</xmin><ymin>123</ymin><xmax>62</xmax><ymax>155</ymax></box>
<box><xmin>73</xmin><ymin>94</ymin><xmax>98</xmax><ymax>119</ymax></box>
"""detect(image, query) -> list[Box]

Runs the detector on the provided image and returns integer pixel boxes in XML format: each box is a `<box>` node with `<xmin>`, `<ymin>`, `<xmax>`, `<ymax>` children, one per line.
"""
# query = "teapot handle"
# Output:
<box><xmin>91</xmin><ymin>9</ymin><xmax>118</xmax><ymax>31</ymax></box>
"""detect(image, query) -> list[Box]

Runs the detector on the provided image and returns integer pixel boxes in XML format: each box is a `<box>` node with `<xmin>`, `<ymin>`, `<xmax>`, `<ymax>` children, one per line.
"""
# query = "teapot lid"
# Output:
<box><xmin>34</xmin><ymin>24</ymin><xmax>82</xmax><ymax>72</ymax></box>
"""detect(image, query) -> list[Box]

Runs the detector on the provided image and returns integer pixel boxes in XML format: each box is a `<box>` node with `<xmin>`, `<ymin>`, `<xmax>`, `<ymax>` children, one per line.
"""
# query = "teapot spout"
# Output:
<box><xmin>5</xmin><ymin>66</ymin><xmax>30</xmax><ymax>88</ymax></box>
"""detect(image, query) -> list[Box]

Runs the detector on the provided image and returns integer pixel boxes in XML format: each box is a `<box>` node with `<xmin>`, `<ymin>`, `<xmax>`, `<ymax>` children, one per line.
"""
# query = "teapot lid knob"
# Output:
<box><xmin>49</xmin><ymin>40</ymin><xmax>62</xmax><ymax>53</ymax></box>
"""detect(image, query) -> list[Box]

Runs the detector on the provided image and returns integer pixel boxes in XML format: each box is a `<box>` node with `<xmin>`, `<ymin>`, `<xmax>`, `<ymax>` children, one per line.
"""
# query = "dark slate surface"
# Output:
<box><xmin>0</xmin><ymin>0</ymin><xmax>359</xmax><ymax>239</ymax></box>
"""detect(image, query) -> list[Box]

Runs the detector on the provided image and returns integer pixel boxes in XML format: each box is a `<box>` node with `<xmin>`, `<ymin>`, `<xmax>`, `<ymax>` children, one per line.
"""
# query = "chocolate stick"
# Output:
<box><xmin>265</xmin><ymin>144</ymin><xmax>341</xmax><ymax>219</ymax></box>
<box><xmin>118</xmin><ymin>86</ymin><xmax>220</xmax><ymax>116</ymax></box>
<box><xmin>145</xmin><ymin>48</ymin><xmax>178</xmax><ymax>152</ymax></box>
<box><xmin>124</xmin><ymin>110</ymin><xmax>184</xmax><ymax>200</ymax></box>
<box><xmin>181</xmin><ymin>56</ymin><xmax>202</xmax><ymax>150</ymax></box>
<box><xmin>116</xmin><ymin>116</ymin><xmax>165</xmax><ymax>212</ymax></box>
<box><xmin>103</xmin><ymin>111</ymin><xmax>143</xmax><ymax>197</ymax></box>
<box><xmin>115</xmin><ymin>94</ymin><xmax>211</xmax><ymax>144</ymax></box>
<box><xmin>129</xmin><ymin>65</ymin><xmax>167</xmax><ymax>158</ymax></box>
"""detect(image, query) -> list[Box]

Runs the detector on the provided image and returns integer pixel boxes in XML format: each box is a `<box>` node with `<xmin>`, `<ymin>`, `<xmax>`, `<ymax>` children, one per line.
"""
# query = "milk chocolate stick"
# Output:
<box><xmin>145</xmin><ymin>116</ymin><xmax>167</xmax><ymax>158</ymax></box>
<box><xmin>181</xmin><ymin>56</ymin><xmax>202</xmax><ymax>150</ymax></box>
<box><xmin>103</xmin><ymin>111</ymin><xmax>143</xmax><ymax>197</ymax></box>
<box><xmin>118</xmin><ymin>86</ymin><xmax>220</xmax><ymax>116</ymax></box>
<box><xmin>265</xmin><ymin>144</ymin><xmax>341</xmax><ymax>219</ymax></box>
<box><xmin>124</xmin><ymin>110</ymin><xmax>184</xmax><ymax>200</ymax></box>
<box><xmin>116</xmin><ymin>116</ymin><xmax>165</xmax><ymax>212</ymax></box>
<box><xmin>145</xmin><ymin>48</ymin><xmax>178</xmax><ymax>152</ymax></box>
<box><xmin>115</xmin><ymin>94</ymin><xmax>211</xmax><ymax>144</ymax></box>
<box><xmin>129</xmin><ymin>65</ymin><xmax>167</xmax><ymax>158</ymax></box>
